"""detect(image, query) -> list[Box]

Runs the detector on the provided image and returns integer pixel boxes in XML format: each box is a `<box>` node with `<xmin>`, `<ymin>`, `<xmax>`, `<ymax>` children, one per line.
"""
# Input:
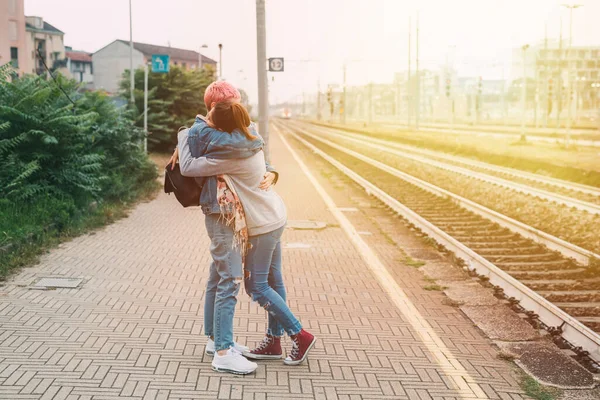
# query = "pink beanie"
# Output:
<box><xmin>204</xmin><ymin>81</ymin><xmax>241</xmax><ymax>110</ymax></box>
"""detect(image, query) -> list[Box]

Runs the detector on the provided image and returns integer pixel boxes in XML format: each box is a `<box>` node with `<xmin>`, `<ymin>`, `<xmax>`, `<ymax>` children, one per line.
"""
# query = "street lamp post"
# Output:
<box><xmin>520</xmin><ymin>44</ymin><xmax>530</xmax><ymax>141</ymax></box>
<box><xmin>129</xmin><ymin>0</ymin><xmax>134</xmax><ymax>105</ymax></box>
<box><xmin>561</xmin><ymin>3</ymin><xmax>583</xmax><ymax>146</ymax></box>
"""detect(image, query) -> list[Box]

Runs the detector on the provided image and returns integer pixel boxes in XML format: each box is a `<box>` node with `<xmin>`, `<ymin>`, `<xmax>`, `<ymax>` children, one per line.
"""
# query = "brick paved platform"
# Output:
<box><xmin>0</xmin><ymin>127</ymin><xmax>527</xmax><ymax>400</ymax></box>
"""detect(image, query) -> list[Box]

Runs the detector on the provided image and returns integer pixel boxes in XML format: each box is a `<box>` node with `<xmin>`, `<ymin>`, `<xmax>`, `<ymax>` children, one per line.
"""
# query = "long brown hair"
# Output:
<box><xmin>210</xmin><ymin>101</ymin><xmax>257</xmax><ymax>140</ymax></box>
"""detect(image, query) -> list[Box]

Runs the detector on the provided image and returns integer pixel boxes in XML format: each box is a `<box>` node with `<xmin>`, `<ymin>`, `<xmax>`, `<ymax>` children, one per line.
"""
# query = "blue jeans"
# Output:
<box><xmin>245</xmin><ymin>225</ymin><xmax>302</xmax><ymax>337</ymax></box>
<box><xmin>203</xmin><ymin>214</ymin><xmax>242</xmax><ymax>351</ymax></box>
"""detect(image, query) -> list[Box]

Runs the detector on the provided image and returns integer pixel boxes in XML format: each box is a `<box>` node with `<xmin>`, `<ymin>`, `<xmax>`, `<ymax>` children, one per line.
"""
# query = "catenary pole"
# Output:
<box><xmin>415</xmin><ymin>11</ymin><xmax>420</xmax><ymax>131</ymax></box>
<box><xmin>407</xmin><ymin>16</ymin><xmax>411</xmax><ymax>128</ymax></box>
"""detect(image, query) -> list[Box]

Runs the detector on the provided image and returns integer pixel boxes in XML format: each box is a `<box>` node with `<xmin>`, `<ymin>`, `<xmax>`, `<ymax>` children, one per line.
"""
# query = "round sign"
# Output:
<box><xmin>269</xmin><ymin>58</ymin><xmax>283</xmax><ymax>71</ymax></box>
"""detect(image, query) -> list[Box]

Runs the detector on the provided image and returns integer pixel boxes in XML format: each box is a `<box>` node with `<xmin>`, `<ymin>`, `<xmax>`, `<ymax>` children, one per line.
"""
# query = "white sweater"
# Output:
<box><xmin>177</xmin><ymin>130</ymin><xmax>287</xmax><ymax>236</ymax></box>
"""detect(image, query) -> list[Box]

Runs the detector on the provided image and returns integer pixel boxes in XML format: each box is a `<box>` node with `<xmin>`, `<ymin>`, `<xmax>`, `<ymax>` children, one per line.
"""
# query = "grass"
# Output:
<box><xmin>519</xmin><ymin>375</ymin><xmax>560</xmax><ymax>400</ymax></box>
<box><xmin>0</xmin><ymin>168</ymin><xmax>160</xmax><ymax>281</ymax></box>
<box><xmin>423</xmin><ymin>284</ymin><xmax>447</xmax><ymax>291</ymax></box>
<box><xmin>405</xmin><ymin>256</ymin><xmax>426</xmax><ymax>268</ymax></box>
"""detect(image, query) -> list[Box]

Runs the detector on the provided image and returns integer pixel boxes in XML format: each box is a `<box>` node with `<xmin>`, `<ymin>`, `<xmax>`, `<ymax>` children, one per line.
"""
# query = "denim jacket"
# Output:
<box><xmin>187</xmin><ymin>116</ymin><xmax>277</xmax><ymax>215</ymax></box>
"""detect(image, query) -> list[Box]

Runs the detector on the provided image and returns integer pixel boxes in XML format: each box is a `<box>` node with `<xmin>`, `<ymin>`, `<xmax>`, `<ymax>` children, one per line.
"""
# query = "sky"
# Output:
<box><xmin>25</xmin><ymin>0</ymin><xmax>599</xmax><ymax>105</ymax></box>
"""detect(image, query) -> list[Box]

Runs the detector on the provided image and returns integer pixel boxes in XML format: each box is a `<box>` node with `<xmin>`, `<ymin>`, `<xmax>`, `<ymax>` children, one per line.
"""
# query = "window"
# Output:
<box><xmin>182</xmin><ymin>62</ymin><xmax>187</xmax><ymax>69</ymax></box>
<box><xmin>9</xmin><ymin>0</ymin><xmax>17</xmax><ymax>14</ymax></box>
<box><xmin>9</xmin><ymin>21</ymin><xmax>18</xmax><ymax>41</ymax></box>
<box><xmin>10</xmin><ymin>47</ymin><xmax>18</xmax><ymax>68</ymax></box>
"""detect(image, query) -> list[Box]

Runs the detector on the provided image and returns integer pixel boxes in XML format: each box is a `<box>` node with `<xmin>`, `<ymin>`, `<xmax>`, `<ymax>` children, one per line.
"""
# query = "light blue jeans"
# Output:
<box><xmin>204</xmin><ymin>214</ymin><xmax>242</xmax><ymax>351</ymax></box>
<box><xmin>245</xmin><ymin>225</ymin><xmax>302</xmax><ymax>337</ymax></box>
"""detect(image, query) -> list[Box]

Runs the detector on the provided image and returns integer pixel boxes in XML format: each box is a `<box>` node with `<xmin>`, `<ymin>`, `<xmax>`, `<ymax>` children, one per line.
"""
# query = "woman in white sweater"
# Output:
<box><xmin>178</xmin><ymin>101</ymin><xmax>316</xmax><ymax>368</ymax></box>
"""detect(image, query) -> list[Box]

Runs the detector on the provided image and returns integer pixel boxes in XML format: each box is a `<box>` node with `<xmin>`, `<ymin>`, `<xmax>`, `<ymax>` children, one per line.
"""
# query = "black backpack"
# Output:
<box><xmin>164</xmin><ymin>163</ymin><xmax>202</xmax><ymax>207</ymax></box>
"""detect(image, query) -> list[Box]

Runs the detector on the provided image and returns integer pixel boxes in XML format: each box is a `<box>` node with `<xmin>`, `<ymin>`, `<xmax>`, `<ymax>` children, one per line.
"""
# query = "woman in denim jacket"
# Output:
<box><xmin>174</xmin><ymin>100</ymin><xmax>316</xmax><ymax>374</ymax></box>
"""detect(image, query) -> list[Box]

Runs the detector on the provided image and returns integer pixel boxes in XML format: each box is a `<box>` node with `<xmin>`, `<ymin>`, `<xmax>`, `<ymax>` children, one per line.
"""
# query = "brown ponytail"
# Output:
<box><xmin>211</xmin><ymin>101</ymin><xmax>257</xmax><ymax>140</ymax></box>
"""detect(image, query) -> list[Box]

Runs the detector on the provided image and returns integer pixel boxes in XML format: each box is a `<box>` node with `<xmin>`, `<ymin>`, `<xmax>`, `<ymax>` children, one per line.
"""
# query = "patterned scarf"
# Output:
<box><xmin>216</xmin><ymin>175</ymin><xmax>251</xmax><ymax>262</ymax></box>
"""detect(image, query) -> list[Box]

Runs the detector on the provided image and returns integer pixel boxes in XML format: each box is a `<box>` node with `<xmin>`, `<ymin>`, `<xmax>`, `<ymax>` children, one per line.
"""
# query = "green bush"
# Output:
<box><xmin>0</xmin><ymin>64</ymin><xmax>158</xmax><ymax>275</ymax></box>
<box><xmin>120</xmin><ymin>65</ymin><xmax>216</xmax><ymax>151</ymax></box>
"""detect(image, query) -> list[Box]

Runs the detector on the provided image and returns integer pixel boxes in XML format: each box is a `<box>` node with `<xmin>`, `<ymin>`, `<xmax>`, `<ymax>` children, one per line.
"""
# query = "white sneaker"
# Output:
<box><xmin>205</xmin><ymin>338</ymin><xmax>250</xmax><ymax>356</ymax></box>
<box><xmin>212</xmin><ymin>348</ymin><xmax>258</xmax><ymax>375</ymax></box>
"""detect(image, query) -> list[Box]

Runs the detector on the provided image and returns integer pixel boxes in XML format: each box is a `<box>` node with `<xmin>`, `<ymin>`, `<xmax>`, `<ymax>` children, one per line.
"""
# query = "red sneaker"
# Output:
<box><xmin>243</xmin><ymin>335</ymin><xmax>283</xmax><ymax>360</ymax></box>
<box><xmin>284</xmin><ymin>329</ymin><xmax>316</xmax><ymax>365</ymax></box>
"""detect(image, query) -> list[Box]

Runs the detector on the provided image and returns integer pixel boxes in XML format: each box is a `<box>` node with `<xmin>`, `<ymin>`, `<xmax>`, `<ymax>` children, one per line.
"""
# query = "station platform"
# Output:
<box><xmin>0</xmin><ymin>126</ymin><xmax>570</xmax><ymax>399</ymax></box>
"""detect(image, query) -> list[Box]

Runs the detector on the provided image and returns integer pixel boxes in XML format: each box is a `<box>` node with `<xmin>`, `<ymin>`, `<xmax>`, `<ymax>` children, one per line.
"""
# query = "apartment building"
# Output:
<box><xmin>0</xmin><ymin>0</ymin><xmax>28</xmax><ymax>75</ymax></box>
<box><xmin>92</xmin><ymin>40</ymin><xmax>216</xmax><ymax>94</ymax></box>
<box><xmin>65</xmin><ymin>46</ymin><xmax>93</xmax><ymax>87</ymax></box>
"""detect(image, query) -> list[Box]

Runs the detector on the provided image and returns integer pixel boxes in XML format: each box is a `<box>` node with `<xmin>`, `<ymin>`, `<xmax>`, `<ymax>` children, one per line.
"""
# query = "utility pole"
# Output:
<box><xmin>317</xmin><ymin>78</ymin><xmax>321</xmax><ymax>120</ymax></box>
<box><xmin>129</xmin><ymin>0</ymin><xmax>134</xmax><ymax>105</ymax></box>
<box><xmin>256</xmin><ymin>0</ymin><xmax>269</xmax><ymax>160</ymax></box>
<box><xmin>556</xmin><ymin>16</ymin><xmax>563</xmax><ymax>131</ymax></box>
<box><xmin>415</xmin><ymin>12</ymin><xmax>420</xmax><ymax>131</ymax></box>
<box><xmin>407</xmin><ymin>16</ymin><xmax>411</xmax><ymax>128</ymax></box>
<box><xmin>218</xmin><ymin>43</ymin><xmax>223</xmax><ymax>80</ymax></box>
<box><xmin>342</xmin><ymin>63</ymin><xmax>347</xmax><ymax>124</ymax></box>
<box><xmin>501</xmin><ymin>64</ymin><xmax>507</xmax><ymax>126</ymax></box>
<box><xmin>543</xmin><ymin>24</ymin><xmax>549</xmax><ymax>128</ymax></box>
<box><xmin>562</xmin><ymin>4</ymin><xmax>583</xmax><ymax>147</ymax></box>
<box><xmin>368</xmin><ymin>82</ymin><xmax>373</xmax><ymax>125</ymax></box>
<box><xmin>520</xmin><ymin>44</ymin><xmax>530</xmax><ymax>141</ymax></box>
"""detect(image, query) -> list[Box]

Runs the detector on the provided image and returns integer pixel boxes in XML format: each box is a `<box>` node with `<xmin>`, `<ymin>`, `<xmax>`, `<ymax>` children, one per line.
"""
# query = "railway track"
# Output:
<box><xmin>296</xmin><ymin>120</ymin><xmax>600</xmax><ymax>200</ymax></box>
<box><xmin>291</xmin><ymin>120</ymin><xmax>600</xmax><ymax>212</ymax></box>
<box><xmin>275</xmin><ymin>120</ymin><xmax>600</xmax><ymax>365</ymax></box>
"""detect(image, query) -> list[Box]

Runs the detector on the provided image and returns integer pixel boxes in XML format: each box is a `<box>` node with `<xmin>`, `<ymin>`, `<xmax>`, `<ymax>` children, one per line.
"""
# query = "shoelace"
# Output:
<box><xmin>290</xmin><ymin>337</ymin><xmax>300</xmax><ymax>359</ymax></box>
<box><xmin>255</xmin><ymin>337</ymin><xmax>272</xmax><ymax>352</ymax></box>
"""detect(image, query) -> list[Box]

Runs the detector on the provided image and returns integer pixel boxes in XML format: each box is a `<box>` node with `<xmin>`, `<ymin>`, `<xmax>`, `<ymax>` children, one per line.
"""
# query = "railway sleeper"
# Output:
<box><xmin>485</xmin><ymin>253</ymin><xmax>566</xmax><ymax>263</ymax></box>
<box><xmin>451</xmin><ymin>233</ymin><xmax>520</xmax><ymax>241</ymax></box>
<box><xmin>507</xmin><ymin>268</ymin><xmax>588</xmax><ymax>280</ymax></box>
<box><xmin>494</xmin><ymin>261</ymin><xmax>578</xmax><ymax>273</ymax></box>
<box><xmin>460</xmin><ymin>239</ymin><xmax>532</xmax><ymax>247</ymax></box>
<box><xmin>572</xmin><ymin>316</ymin><xmax>600</xmax><ymax>332</ymax></box>
<box><xmin>554</xmin><ymin>303</ymin><xmax>600</xmax><ymax>317</ymax></box>
<box><xmin>539</xmin><ymin>290</ymin><xmax>600</xmax><ymax>303</ymax></box>
<box><xmin>432</xmin><ymin>221</ymin><xmax>493</xmax><ymax>230</ymax></box>
<box><xmin>474</xmin><ymin>247</ymin><xmax>550</xmax><ymax>256</ymax></box>
<box><xmin>521</xmin><ymin>278</ymin><xmax>600</xmax><ymax>291</ymax></box>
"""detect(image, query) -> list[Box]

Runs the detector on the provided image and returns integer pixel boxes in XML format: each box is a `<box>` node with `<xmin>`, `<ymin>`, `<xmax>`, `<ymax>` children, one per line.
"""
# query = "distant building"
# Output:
<box><xmin>25</xmin><ymin>16</ymin><xmax>66</xmax><ymax>77</ymax></box>
<box><xmin>65</xmin><ymin>46</ymin><xmax>93</xmax><ymax>88</ymax></box>
<box><xmin>92</xmin><ymin>39</ymin><xmax>217</xmax><ymax>94</ymax></box>
<box><xmin>0</xmin><ymin>0</ymin><xmax>29</xmax><ymax>75</ymax></box>
<box><xmin>512</xmin><ymin>42</ymin><xmax>600</xmax><ymax>111</ymax></box>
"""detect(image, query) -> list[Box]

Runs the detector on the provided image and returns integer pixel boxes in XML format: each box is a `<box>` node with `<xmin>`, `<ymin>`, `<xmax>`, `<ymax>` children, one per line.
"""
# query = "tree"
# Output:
<box><xmin>120</xmin><ymin>65</ymin><xmax>216</xmax><ymax>151</ymax></box>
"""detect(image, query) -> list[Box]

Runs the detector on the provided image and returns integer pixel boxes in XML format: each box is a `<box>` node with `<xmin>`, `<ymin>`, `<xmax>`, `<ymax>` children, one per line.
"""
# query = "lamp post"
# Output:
<box><xmin>129</xmin><ymin>0</ymin><xmax>134</xmax><ymax>105</ymax></box>
<box><xmin>520</xmin><ymin>44</ymin><xmax>530</xmax><ymax>142</ymax></box>
<box><xmin>561</xmin><ymin>3</ymin><xmax>583</xmax><ymax>146</ymax></box>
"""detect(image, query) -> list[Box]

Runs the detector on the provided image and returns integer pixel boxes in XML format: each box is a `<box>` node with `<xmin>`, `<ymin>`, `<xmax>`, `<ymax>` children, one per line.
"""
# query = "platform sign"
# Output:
<box><xmin>152</xmin><ymin>54</ymin><xmax>170</xmax><ymax>73</ymax></box>
<box><xmin>268</xmin><ymin>57</ymin><xmax>284</xmax><ymax>72</ymax></box>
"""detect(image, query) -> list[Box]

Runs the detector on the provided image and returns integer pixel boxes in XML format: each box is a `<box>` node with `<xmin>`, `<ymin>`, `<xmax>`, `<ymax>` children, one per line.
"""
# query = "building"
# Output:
<box><xmin>0</xmin><ymin>0</ymin><xmax>29</xmax><ymax>75</ymax></box>
<box><xmin>65</xmin><ymin>46</ymin><xmax>93</xmax><ymax>88</ymax></box>
<box><xmin>25</xmin><ymin>16</ymin><xmax>66</xmax><ymax>77</ymax></box>
<box><xmin>92</xmin><ymin>39</ymin><xmax>216</xmax><ymax>94</ymax></box>
<box><xmin>512</xmin><ymin>41</ymin><xmax>600</xmax><ymax>113</ymax></box>
<box><xmin>0</xmin><ymin>0</ymin><xmax>66</xmax><ymax>78</ymax></box>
